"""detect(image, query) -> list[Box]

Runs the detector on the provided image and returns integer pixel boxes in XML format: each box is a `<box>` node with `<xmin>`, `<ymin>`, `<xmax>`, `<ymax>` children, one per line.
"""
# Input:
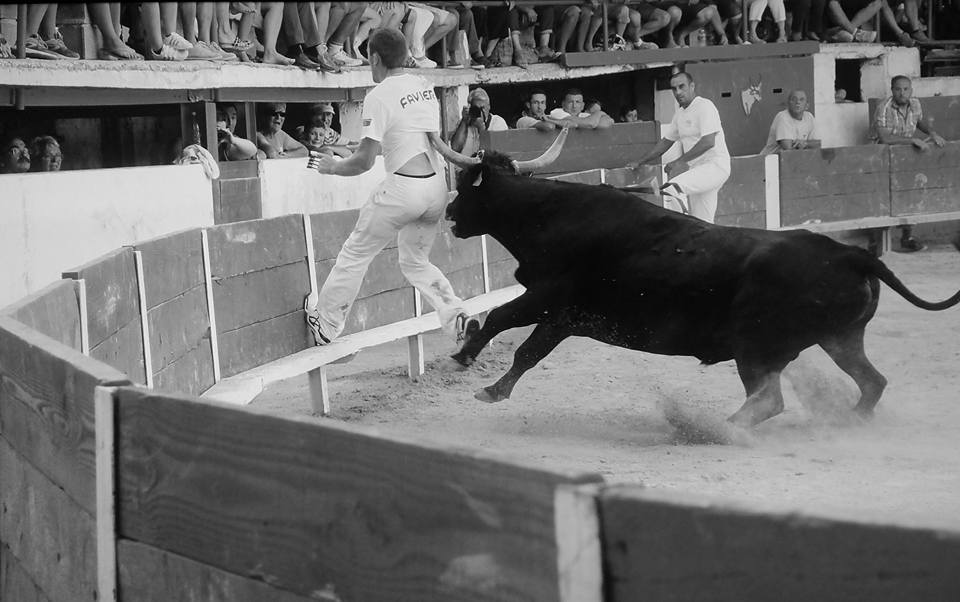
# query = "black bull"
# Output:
<box><xmin>445</xmin><ymin>152</ymin><xmax>960</xmax><ymax>428</ymax></box>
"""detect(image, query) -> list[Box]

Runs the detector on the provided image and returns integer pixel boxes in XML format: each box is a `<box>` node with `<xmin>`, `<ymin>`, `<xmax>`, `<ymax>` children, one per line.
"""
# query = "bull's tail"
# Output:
<box><xmin>859</xmin><ymin>237</ymin><xmax>960</xmax><ymax>311</ymax></box>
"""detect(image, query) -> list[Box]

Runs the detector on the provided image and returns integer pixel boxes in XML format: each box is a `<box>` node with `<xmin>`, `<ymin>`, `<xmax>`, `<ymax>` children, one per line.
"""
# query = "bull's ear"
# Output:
<box><xmin>472</xmin><ymin>171</ymin><xmax>483</xmax><ymax>187</ymax></box>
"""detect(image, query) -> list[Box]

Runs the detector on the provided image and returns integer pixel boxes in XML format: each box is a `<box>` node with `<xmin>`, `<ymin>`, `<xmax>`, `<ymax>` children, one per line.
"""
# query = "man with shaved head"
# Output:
<box><xmin>761</xmin><ymin>89</ymin><xmax>821</xmax><ymax>155</ymax></box>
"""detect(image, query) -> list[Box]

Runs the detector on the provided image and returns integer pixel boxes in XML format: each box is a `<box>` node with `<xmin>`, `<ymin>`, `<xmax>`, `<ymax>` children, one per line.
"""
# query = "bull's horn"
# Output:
<box><xmin>513</xmin><ymin>127</ymin><xmax>570</xmax><ymax>174</ymax></box>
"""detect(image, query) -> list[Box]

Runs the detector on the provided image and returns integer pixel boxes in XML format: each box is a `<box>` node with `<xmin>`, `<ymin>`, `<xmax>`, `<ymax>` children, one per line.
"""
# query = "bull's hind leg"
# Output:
<box><xmin>452</xmin><ymin>287</ymin><xmax>562</xmax><ymax>367</ymax></box>
<box><xmin>820</xmin><ymin>329</ymin><xmax>887</xmax><ymax>418</ymax></box>
<box><xmin>477</xmin><ymin>323</ymin><xmax>568</xmax><ymax>402</ymax></box>
<box><xmin>728</xmin><ymin>361</ymin><xmax>786</xmax><ymax>427</ymax></box>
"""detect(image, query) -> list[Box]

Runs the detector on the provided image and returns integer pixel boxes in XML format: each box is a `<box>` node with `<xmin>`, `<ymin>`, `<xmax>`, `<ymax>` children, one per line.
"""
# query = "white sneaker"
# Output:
<box><xmin>148</xmin><ymin>43</ymin><xmax>187</xmax><ymax>61</ymax></box>
<box><xmin>163</xmin><ymin>32</ymin><xmax>193</xmax><ymax>51</ymax></box>
<box><xmin>413</xmin><ymin>55</ymin><xmax>437</xmax><ymax>68</ymax></box>
<box><xmin>660</xmin><ymin>182</ymin><xmax>689</xmax><ymax>215</ymax></box>
<box><xmin>454</xmin><ymin>313</ymin><xmax>480</xmax><ymax>344</ymax></box>
<box><xmin>185</xmin><ymin>42</ymin><xmax>221</xmax><ymax>60</ymax></box>
<box><xmin>327</xmin><ymin>46</ymin><xmax>363</xmax><ymax>67</ymax></box>
<box><xmin>304</xmin><ymin>294</ymin><xmax>332</xmax><ymax>346</ymax></box>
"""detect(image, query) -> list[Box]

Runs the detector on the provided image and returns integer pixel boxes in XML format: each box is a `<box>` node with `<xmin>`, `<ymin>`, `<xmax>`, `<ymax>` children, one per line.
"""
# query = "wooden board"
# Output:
<box><xmin>62</xmin><ymin>247</ymin><xmax>140</xmax><ymax>349</ymax></box>
<box><xmin>207</xmin><ymin>214</ymin><xmax>307</xmax><ymax>279</ymax></box>
<box><xmin>341</xmin><ymin>288</ymin><xmax>416</xmax><ymax>335</ymax></box>
<box><xmin>717</xmin><ymin>212</ymin><xmax>766</xmax><ymax>228</ymax></box>
<box><xmin>115</xmin><ymin>388</ymin><xmax>603</xmax><ymax>602</ymax></box>
<box><xmin>1</xmin><ymin>280</ymin><xmax>81</xmax><ymax>351</ymax></box>
<box><xmin>212</xmin><ymin>261</ymin><xmax>312</xmax><ymax>332</ymax></box>
<box><xmin>152</xmin><ymin>342</ymin><xmax>216</xmax><ymax>398</ymax></box>
<box><xmin>0</xmin><ymin>317</ymin><xmax>130</xmax><ymax>514</ymax></box>
<box><xmin>600</xmin><ymin>486</ymin><xmax>960</xmax><ymax>601</ymax></box>
<box><xmin>718</xmin><ymin>155</ymin><xmax>767</xmax><ymax>217</ymax></box>
<box><xmin>135</xmin><ymin>228</ymin><xmax>205</xmax><ymax>309</ymax></box>
<box><xmin>315</xmin><ymin>249</ymin><xmax>409</xmax><ymax>300</ymax></box>
<box><xmin>310</xmin><ymin>210</ymin><xmax>365</xmax><ymax>262</ymax></box>
<box><xmin>870</xmin><ymin>96</ymin><xmax>960</xmax><ymax>142</ymax></box>
<box><xmin>0</xmin><ymin>437</ymin><xmax>99</xmax><ymax>602</ymax></box>
<box><xmin>146</xmin><ymin>286</ymin><xmax>214</xmax><ymax>392</ymax></box>
<box><xmin>216</xmin><ymin>177</ymin><xmax>262</xmax><ymax>225</ymax></box>
<box><xmin>117</xmin><ymin>540</ymin><xmax>316</xmax><ymax>602</ymax></box>
<box><xmin>1</xmin><ymin>537</ymin><xmax>54</xmax><ymax>602</ymax></box>
<box><xmin>490</xmin><ymin>122</ymin><xmax>658</xmax><ymax>175</ymax></box>
<box><xmin>217</xmin><ymin>311</ymin><xmax>311</xmax><ymax>378</ymax></box>
<box><xmin>562</xmin><ymin>40</ymin><xmax>819</xmax><ymax>68</ymax></box>
<box><xmin>889</xmin><ymin>142</ymin><xmax>960</xmax><ymax>216</ymax></box>
<box><xmin>90</xmin><ymin>319</ymin><xmax>146</xmax><ymax>386</ymax></box>
<box><xmin>779</xmin><ymin>146</ymin><xmax>890</xmax><ymax>226</ymax></box>
<box><xmin>431</xmin><ymin>230</ymin><xmax>484</xmax><ymax>275</ymax></box>
<box><xmin>487</xmin><ymin>260</ymin><xmax>520</xmax><ymax>293</ymax></box>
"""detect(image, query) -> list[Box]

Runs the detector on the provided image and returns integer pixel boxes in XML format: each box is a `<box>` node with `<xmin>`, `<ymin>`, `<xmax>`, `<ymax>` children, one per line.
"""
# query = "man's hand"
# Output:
<box><xmin>931</xmin><ymin>132</ymin><xmax>946</xmax><ymax>147</ymax></box>
<box><xmin>665</xmin><ymin>158</ymin><xmax>689</xmax><ymax>177</ymax></box>
<box><xmin>218</xmin><ymin>126</ymin><xmax>233</xmax><ymax>143</ymax></box>
<box><xmin>307</xmin><ymin>151</ymin><xmax>339</xmax><ymax>174</ymax></box>
<box><xmin>792</xmin><ymin>139</ymin><xmax>807</xmax><ymax>150</ymax></box>
<box><xmin>911</xmin><ymin>137</ymin><xmax>931</xmax><ymax>152</ymax></box>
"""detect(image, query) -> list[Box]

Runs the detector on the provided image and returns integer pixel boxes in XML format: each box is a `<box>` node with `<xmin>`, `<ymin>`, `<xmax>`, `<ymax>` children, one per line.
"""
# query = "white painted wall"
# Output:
<box><xmin>0</xmin><ymin>164</ymin><xmax>214</xmax><ymax>309</ymax></box>
<box><xmin>258</xmin><ymin>156</ymin><xmax>386</xmax><ymax>217</ymax></box>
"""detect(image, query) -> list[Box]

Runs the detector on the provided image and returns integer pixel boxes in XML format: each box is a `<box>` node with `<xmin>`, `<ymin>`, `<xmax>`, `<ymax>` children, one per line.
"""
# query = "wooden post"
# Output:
<box><xmin>133</xmin><ymin>251</ymin><xmax>153</xmax><ymax>388</ymax></box>
<box><xmin>201</xmin><ymin>229</ymin><xmax>222</xmax><ymax>383</ymax></box>
<box><xmin>555</xmin><ymin>483</ymin><xmax>603</xmax><ymax>602</ymax></box>
<box><xmin>78</xmin><ymin>278</ymin><xmax>90</xmax><ymax>355</ymax></box>
<box><xmin>243</xmin><ymin>102</ymin><xmax>257</xmax><ymax>141</ymax></box>
<box><xmin>601</xmin><ymin>1</ymin><xmax>609</xmax><ymax>50</ymax></box>
<box><xmin>203</xmin><ymin>101</ymin><xmax>218</xmax><ymax>157</ymax></box>
<box><xmin>308</xmin><ymin>366</ymin><xmax>330</xmax><ymax>415</ymax></box>
<box><xmin>407</xmin><ymin>290</ymin><xmax>425</xmax><ymax>382</ymax></box>
<box><xmin>95</xmin><ymin>386</ymin><xmax>118</xmax><ymax>602</ymax></box>
<box><xmin>764</xmin><ymin>153</ymin><xmax>781</xmax><ymax>230</ymax></box>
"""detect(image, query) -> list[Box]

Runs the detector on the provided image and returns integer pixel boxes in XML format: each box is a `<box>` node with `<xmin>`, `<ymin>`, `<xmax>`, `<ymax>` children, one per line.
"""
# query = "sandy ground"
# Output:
<box><xmin>256</xmin><ymin>245</ymin><xmax>960</xmax><ymax>531</ymax></box>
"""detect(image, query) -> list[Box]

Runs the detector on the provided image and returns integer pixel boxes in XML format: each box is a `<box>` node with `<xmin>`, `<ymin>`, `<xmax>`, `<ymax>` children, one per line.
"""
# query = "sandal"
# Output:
<box><xmin>98</xmin><ymin>45</ymin><xmax>144</xmax><ymax>61</ymax></box>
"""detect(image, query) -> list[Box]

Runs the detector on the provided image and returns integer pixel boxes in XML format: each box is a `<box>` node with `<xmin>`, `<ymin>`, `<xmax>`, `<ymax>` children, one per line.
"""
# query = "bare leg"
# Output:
<box><xmin>87</xmin><ymin>2</ymin><xmax>142</xmax><ymax>58</ymax></box>
<box><xmin>261</xmin><ymin>2</ymin><xmax>294</xmax><ymax>65</ymax></box>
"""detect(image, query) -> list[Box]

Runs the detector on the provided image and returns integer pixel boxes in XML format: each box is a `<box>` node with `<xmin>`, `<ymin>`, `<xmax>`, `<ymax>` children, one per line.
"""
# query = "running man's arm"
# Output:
<box><xmin>308</xmin><ymin>137</ymin><xmax>380</xmax><ymax>176</ymax></box>
<box><xmin>427</xmin><ymin>131</ymin><xmax>479</xmax><ymax>167</ymax></box>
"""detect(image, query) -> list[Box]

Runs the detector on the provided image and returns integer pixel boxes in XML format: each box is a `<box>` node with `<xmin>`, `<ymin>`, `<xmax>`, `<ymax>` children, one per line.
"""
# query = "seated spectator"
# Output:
<box><xmin>872</xmin><ymin>75</ymin><xmax>946</xmax><ymax>252</ymax></box>
<box><xmin>656</xmin><ymin>0</ymin><xmax>727</xmax><ymax>47</ymax></box>
<box><xmin>15</xmin><ymin>3</ymin><xmax>80</xmax><ymax>59</ymax></box>
<box><xmin>256</xmin><ymin>103</ymin><xmax>309</xmax><ymax>158</ymax></box>
<box><xmin>606</xmin><ymin>1</ymin><xmax>670</xmax><ymax>50</ymax></box>
<box><xmin>451</xmin><ymin>87</ymin><xmax>509</xmax><ymax>156</ymax></box>
<box><xmin>1</xmin><ymin>137</ymin><xmax>30</xmax><ymax>174</ymax></box>
<box><xmin>552</xmin><ymin>1</ymin><xmax>599</xmax><ymax>54</ymax></box>
<box><xmin>452</xmin><ymin>2</ymin><xmax>491</xmax><ymax>68</ymax></box>
<box><xmin>283</xmin><ymin>2</ymin><xmax>339</xmax><ymax>71</ymax></box>
<box><xmin>516</xmin><ymin>89</ymin><xmax>560</xmax><ymax>131</ymax></box>
<box><xmin>824</xmin><ymin>0</ymin><xmax>914</xmax><ymax>44</ymax></box>
<box><xmin>177</xmin><ymin>2</ymin><xmax>234</xmax><ymax>60</ymax></box>
<box><xmin>786</xmin><ymin>0</ymin><xmax>827</xmax><ymax>41</ymax></box>
<box><xmin>402</xmin><ymin>2</ymin><xmax>438</xmax><ymax>67</ymax></box>
<box><xmin>747</xmin><ymin>0</ymin><xmax>787</xmax><ymax>42</ymax></box>
<box><xmin>314</xmin><ymin>2</ymin><xmax>364</xmax><ymax>68</ymax></box>
<box><xmin>296</xmin><ymin>102</ymin><xmax>356</xmax><ymax>157</ymax></box>
<box><xmin>411</xmin><ymin>3</ymin><xmax>462</xmax><ymax>67</ymax></box>
<box><xmin>483</xmin><ymin>2</ymin><xmax>542</xmax><ymax>67</ymax></box>
<box><xmin>545</xmin><ymin>88</ymin><xmax>614</xmax><ymax>130</ymax></box>
<box><xmin>138</xmin><ymin>2</ymin><xmax>193</xmax><ymax>61</ymax></box>
<box><xmin>29</xmin><ymin>135</ymin><xmax>62</xmax><ymax>171</ymax></box>
<box><xmin>760</xmin><ymin>89</ymin><xmax>821</xmax><ymax>154</ymax></box>
<box><xmin>216</xmin><ymin>103</ymin><xmax>261</xmax><ymax>161</ymax></box>
<box><xmin>620</xmin><ymin>107</ymin><xmax>640</xmax><ymax>122</ymax></box>
<box><xmin>584</xmin><ymin>98</ymin><xmax>616</xmax><ymax>128</ymax></box>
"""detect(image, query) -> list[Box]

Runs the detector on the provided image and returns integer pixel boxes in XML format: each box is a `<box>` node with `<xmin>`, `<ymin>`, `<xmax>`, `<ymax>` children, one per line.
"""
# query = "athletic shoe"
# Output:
<box><xmin>660</xmin><ymin>183</ymin><xmax>690</xmax><ymax>215</ymax></box>
<box><xmin>327</xmin><ymin>46</ymin><xmax>363</xmax><ymax>67</ymax></box>
<box><xmin>163</xmin><ymin>32</ymin><xmax>193</xmax><ymax>51</ymax></box>
<box><xmin>147</xmin><ymin>43</ymin><xmax>187</xmax><ymax>61</ymax></box>
<box><xmin>634</xmin><ymin>41</ymin><xmax>659</xmax><ymax>50</ymax></box>
<box><xmin>446</xmin><ymin>59</ymin><xmax>465</xmax><ymax>69</ymax></box>
<box><xmin>898</xmin><ymin>236</ymin><xmax>926</xmax><ymax>253</ymax></box>
<box><xmin>308</xmin><ymin>48</ymin><xmax>342</xmax><ymax>73</ymax></box>
<box><xmin>825</xmin><ymin>28</ymin><xmax>854</xmax><ymax>43</ymax></box>
<box><xmin>0</xmin><ymin>35</ymin><xmax>12</xmax><ymax>58</ymax></box>
<box><xmin>854</xmin><ymin>29</ymin><xmax>878</xmax><ymax>43</ymax></box>
<box><xmin>22</xmin><ymin>34</ymin><xmax>63</xmax><ymax>60</ymax></box>
<box><xmin>608</xmin><ymin>34</ymin><xmax>628</xmax><ymax>51</ymax></box>
<box><xmin>454</xmin><ymin>312</ymin><xmax>480</xmax><ymax>344</ymax></box>
<box><xmin>201</xmin><ymin>41</ymin><xmax>238</xmax><ymax>61</ymax></box>
<box><xmin>43</xmin><ymin>29</ymin><xmax>80</xmax><ymax>59</ymax></box>
<box><xmin>185</xmin><ymin>42</ymin><xmax>221</xmax><ymax>60</ymax></box>
<box><xmin>412</xmin><ymin>55</ymin><xmax>437</xmax><ymax>68</ymax></box>
<box><xmin>304</xmin><ymin>294</ymin><xmax>332</xmax><ymax>346</ymax></box>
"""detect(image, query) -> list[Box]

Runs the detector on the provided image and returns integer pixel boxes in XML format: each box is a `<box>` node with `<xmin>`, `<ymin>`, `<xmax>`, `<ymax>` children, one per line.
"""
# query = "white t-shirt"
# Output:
<box><xmin>361</xmin><ymin>72</ymin><xmax>441</xmax><ymax>173</ymax></box>
<box><xmin>663</xmin><ymin>96</ymin><xmax>730</xmax><ymax>169</ymax></box>
<box><xmin>462</xmin><ymin>113</ymin><xmax>509</xmax><ymax>157</ymax></box>
<box><xmin>761</xmin><ymin>109</ymin><xmax>818</xmax><ymax>155</ymax></box>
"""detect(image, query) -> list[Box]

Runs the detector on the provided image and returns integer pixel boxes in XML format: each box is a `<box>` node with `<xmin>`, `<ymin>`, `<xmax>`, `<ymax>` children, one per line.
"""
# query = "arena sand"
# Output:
<box><xmin>256</xmin><ymin>245</ymin><xmax>960</xmax><ymax>531</ymax></box>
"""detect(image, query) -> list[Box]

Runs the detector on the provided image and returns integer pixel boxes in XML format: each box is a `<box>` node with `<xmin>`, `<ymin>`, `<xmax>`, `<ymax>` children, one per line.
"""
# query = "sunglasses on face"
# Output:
<box><xmin>270</xmin><ymin>111</ymin><xmax>286</xmax><ymax>118</ymax></box>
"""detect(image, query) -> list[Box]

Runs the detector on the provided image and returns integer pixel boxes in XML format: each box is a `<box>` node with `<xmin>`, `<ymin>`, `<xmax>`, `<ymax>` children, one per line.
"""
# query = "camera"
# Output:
<box><xmin>468</xmin><ymin>104</ymin><xmax>482</xmax><ymax>119</ymax></box>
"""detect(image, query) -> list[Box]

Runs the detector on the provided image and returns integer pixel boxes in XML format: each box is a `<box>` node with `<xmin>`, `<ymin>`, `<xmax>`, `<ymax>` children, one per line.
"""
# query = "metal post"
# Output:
<box><xmin>601</xmin><ymin>1</ymin><xmax>609</xmax><ymax>50</ymax></box>
<box><xmin>927</xmin><ymin>0</ymin><xmax>935</xmax><ymax>41</ymax></box>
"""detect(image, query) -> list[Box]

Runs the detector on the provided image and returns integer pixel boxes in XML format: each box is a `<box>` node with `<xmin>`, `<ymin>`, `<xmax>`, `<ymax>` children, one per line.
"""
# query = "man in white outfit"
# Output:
<box><xmin>304</xmin><ymin>27</ymin><xmax>478</xmax><ymax>346</ymax></box>
<box><xmin>631</xmin><ymin>71</ymin><xmax>730</xmax><ymax>223</ymax></box>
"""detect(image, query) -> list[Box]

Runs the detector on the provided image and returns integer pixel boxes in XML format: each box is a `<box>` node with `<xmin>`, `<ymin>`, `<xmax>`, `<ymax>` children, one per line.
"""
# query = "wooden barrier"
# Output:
<box><xmin>889</xmin><ymin>141</ymin><xmax>960</xmax><ymax>216</ymax></box>
<box><xmin>600</xmin><ymin>486</ymin><xmax>960</xmax><ymax>601</ymax></box>
<box><xmin>216</xmin><ymin>160</ymin><xmax>262</xmax><ymax>225</ymax></box>
<box><xmin>489</xmin><ymin>122</ymin><xmax>659</xmax><ymax>176</ymax></box>
<box><xmin>868</xmin><ymin>95</ymin><xmax>960</xmax><ymax>143</ymax></box>
<box><xmin>778</xmin><ymin>146</ymin><xmax>891</xmax><ymax>227</ymax></box>
<box><xmin>63</xmin><ymin>248</ymin><xmax>146</xmax><ymax>385</ymax></box>
<box><xmin>134</xmin><ymin>229</ymin><xmax>216</xmax><ymax>397</ymax></box>
<box><xmin>112</xmin><ymin>387</ymin><xmax>604</xmax><ymax>602</ymax></box>
<box><xmin>1</xmin><ymin>279</ymin><xmax>83</xmax><ymax>351</ymax></box>
<box><xmin>0</xmin><ymin>317</ymin><xmax>131</xmax><ymax>602</ymax></box>
<box><xmin>717</xmin><ymin>155</ymin><xmax>767</xmax><ymax>229</ymax></box>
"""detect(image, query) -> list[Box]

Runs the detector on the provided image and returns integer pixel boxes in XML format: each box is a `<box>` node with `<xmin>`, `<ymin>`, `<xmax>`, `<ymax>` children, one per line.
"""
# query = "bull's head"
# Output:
<box><xmin>445</xmin><ymin>128</ymin><xmax>569</xmax><ymax>238</ymax></box>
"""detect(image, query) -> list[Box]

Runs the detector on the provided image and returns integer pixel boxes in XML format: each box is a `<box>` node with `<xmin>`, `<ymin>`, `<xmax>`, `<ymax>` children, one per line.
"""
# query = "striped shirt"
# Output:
<box><xmin>872</xmin><ymin>96</ymin><xmax>922</xmax><ymax>140</ymax></box>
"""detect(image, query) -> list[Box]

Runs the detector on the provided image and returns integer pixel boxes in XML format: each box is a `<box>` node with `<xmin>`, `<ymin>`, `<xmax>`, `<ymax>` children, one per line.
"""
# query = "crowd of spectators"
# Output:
<box><xmin>0</xmin><ymin>1</ymin><xmax>953</xmax><ymax>66</ymax></box>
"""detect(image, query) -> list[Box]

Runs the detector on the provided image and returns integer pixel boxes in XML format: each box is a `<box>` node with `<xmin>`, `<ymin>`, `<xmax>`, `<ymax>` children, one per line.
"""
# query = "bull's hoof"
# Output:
<box><xmin>853</xmin><ymin>405</ymin><xmax>875</xmax><ymax>421</ymax></box>
<box><xmin>475</xmin><ymin>386</ymin><xmax>506</xmax><ymax>403</ymax></box>
<box><xmin>450</xmin><ymin>351</ymin><xmax>475</xmax><ymax>368</ymax></box>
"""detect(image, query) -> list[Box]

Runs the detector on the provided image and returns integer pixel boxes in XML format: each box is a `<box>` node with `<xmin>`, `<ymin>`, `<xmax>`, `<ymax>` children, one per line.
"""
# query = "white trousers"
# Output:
<box><xmin>314</xmin><ymin>172</ymin><xmax>465</xmax><ymax>341</ymax></box>
<box><xmin>667</xmin><ymin>160</ymin><xmax>731</xmax><ymax>224</ymax></box>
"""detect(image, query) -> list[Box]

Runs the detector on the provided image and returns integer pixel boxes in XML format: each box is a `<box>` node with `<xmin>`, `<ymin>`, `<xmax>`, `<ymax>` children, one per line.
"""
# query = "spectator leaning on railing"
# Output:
<box><xmin>516</xmin><ymin>89</ymin><xmax>561</xmax><ymax>131</ymax></box>
<box><xmin>29</xmin><ymin>135</ymin><xmax>62</xmax><ymax>171</ymax></box>
<box><xmin>450</xmin><ymin>87</ymin><xmax>509</xmax><ymax>157</ymax></box>
<box><xmin>1</xmin><ymin>138</ymin><xmax>31</xmax><ymax>174</ymax></box>
<box><xmin>256</xmin><ymin>102</ymin><xmax>309</xmax><ymax>159</ymax></box>
<box><xmin>760</xmin><ymin>89</ymin><xmax>821</xmax><ymax>155</ymax></box>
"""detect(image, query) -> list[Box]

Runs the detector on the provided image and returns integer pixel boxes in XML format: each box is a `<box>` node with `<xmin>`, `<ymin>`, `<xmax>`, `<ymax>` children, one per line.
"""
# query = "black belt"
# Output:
<box><xmin>395</xmin><ymin>172</ymin><xmax>436</xmax><ymax>179</ymax></box>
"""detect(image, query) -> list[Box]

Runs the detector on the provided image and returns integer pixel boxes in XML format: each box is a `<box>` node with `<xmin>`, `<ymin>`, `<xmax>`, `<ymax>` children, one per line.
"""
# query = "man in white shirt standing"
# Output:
<box><xmin>631</xmin><ymin>71</ymin><xmax>730</xmax><ymax>223</ymax></box>
<box><xmin>304</xmin><ymin>27</ymin><xmax>479</xmax><ymax>347</ymax></box>
<box><xmin>761</xmin><ymin>89</ymin><xmax>821</xmax><ymax>155</ymax></box>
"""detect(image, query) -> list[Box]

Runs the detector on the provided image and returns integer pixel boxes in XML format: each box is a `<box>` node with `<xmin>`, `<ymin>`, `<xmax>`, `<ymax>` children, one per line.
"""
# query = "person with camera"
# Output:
<box><xmin>450</xmin><ymin>87</ymin><xmax>509</xmax><ymax>158</ymax></box>
<box><xmin>216</xmin><ymin>103</ymin><xmax>261</xmax><ymax>161</ymax></box>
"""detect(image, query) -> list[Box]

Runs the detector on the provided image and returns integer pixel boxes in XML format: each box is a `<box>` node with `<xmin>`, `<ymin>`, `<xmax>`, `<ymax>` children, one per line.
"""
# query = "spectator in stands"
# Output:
<box><xmin>451</xmin><ymin>87</ymin><xmax>509</xmax><ymax>156</ymax></box>
<box><xmin>453</xmin><ymin>2</ymin><xmax>491</xmax><ymax>68</ymax></box>
<box><xmin>216</xmin><ymin>104</ymin><xmax>261</xmax><ymax>161</ymax></box>
<box><xmin>824</xmin><ymin>0</ymin><xmax>915</xmax><ymax>45</ymax></box>
<box><xmin>516</xmin><ymin>89</ymin><xmax>560</xmax><ymax>131</ymax></box>
<box><xmin>352</xmin><ymin>4</ymin><xmax>382</xmax><ymax>61</ymax></box>
<box><xmin>630</xmin><ymin>71</ymin><xmax>731</xmax><ymax>224</ymax></box>
<box><xmin>606</xmin><ymin>1</ymin><xmax>673</xmax><ymax>49</ymax></box>
<box><xmin>139</xmin><ymin>2</ymin><xmax>193</xmax><ymax>60</ymax></box>
<box><xmin>403</xmin><ymin>3</ymin><xmax>438</xmax><ymax>67</ymax></box>
<box><xmin>545</xmin><ymin>88</ymin><xmax>614</xmax><ymax>130</ymax></box>
<box><xmin>413</xmin><ymin>3</ymin><xmax>463</xmax><ymax>67</ymax></box>
<box><xmin>15</xmin><ymin>4</ymin><xmax>80</xmax><ymax>59</ymax></box>
<box><xmin>761</xmin><ymin>89</ymin><xmax>821</xmax><ymax>154</ymax></box>
<box><xmin>872</xmin><ymin>75</ymin><xmax>946</xmax><ymax>252</ymax></box>
<box><xmin>283</xmin><ymin>2</ymin><xmax>340</xmax><ymax>71</ymax></box>
<box><xmin>584</xmin><ymin>99</ymin><xmax>616</xmax><ymax>128</ymax></box>
<box><xmin>657</xmin><ymin>0</ymin><xmax>727</xmax><ymax>47</ymax></box>
<box><xmin>1</xmin><ymin>138</ymin><xmax>31</xmax><ymax>174</ymax></box>
<box><xmin>787</xmin><ymin>0</ymin><xmax>827</xmax><ymax>40</ymax></box>
<box><xmin>178</xmin><ymin>2</ymin><xmax>234</xmax><ymax>60</ymax></box>
<box><xmin>552</xmin><ymin>1</ymin><xmax>599</xmax><ymax>54</ymax></box>
<box><xmin>85</xmin><ymin>3</ymin><xmax>142</xmax><ymax>60</ymax></box>
<box><xmin>747</xmin><ymin>0</ymin><xmax>788</xmax><ymax>42</ymax></box>
<box><xmin>620</xmin><ymin>107</ymin><xmax>640</xmax><ymax>122</ymax></box>
<box><xmin>256</xmin><ymin>103</ymin><xmax>309</xmax><ymax>158</ymax></box>
<box><xmin>296</xmin><ymin>102</ymin><xmax>356</xmax><ymax>157</ymax></box>
<box><xmin>28</xmin><ymin>136</ymin><xmax>62</xmax><ymax>171</ymax></box>
<box><xmin>315</xmin><ymin>2</ymin><xmax>365</xmax><ymax>68</ymax></box>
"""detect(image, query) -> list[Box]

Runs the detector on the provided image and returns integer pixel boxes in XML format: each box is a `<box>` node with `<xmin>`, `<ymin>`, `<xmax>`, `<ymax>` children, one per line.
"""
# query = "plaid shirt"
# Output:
<box><xmin>872</xmin><ymin>96</ymin><xmax>923</xmax><ymax>140</ymax></box>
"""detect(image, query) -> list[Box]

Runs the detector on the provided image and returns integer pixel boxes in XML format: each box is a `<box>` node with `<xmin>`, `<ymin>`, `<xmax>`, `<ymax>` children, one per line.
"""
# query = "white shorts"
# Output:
<box><xmin>667</xmin><ymin>161</ymin><xmax>731</xmax><ymax>223</ymax></box>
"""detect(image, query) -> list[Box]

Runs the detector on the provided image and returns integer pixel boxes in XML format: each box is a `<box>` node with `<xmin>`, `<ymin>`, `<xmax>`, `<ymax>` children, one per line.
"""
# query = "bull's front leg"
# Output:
<box><xmin>477</xmin><ymin>322</ymin><xmax>568</xmax><ymax>402</ymax></box>
<box><xmin>451</xmin><ymin>287</ymin><xmax>558</xmax><ymax>367</ymax></box>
